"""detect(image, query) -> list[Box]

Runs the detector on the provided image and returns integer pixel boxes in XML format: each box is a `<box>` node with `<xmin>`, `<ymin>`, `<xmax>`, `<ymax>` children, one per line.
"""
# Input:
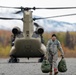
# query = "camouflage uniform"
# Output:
<box><xmin>46</xmin><ymin>39</ymin><xmax>64</xmax><ymax>71</ymax></box>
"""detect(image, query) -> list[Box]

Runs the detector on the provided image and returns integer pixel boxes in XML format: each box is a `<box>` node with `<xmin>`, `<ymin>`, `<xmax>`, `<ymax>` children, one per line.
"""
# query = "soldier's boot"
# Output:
<box><xmin>49</xmin><ymin>72</ymin><xmax>52</xmax><ymax>75</ymax></box>
<box><xmin>49</xmin><ymin>70</ymin><xmax>52</xmax><ymax>75</ymax></box>
<box><xmin>49</xmin><ymin>68</ymin><xmax>52</xmax><ymax>75</ymax></box>
<box><xmin>54</xmin><ymin>68</ymin><xmax>58</xmax><ymax>75</ymax></box>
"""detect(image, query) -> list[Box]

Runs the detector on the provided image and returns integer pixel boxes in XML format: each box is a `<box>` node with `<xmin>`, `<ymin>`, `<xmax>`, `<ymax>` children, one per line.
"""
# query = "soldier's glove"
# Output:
<box><xmin>61</xmin><ymin>55</ymin><xmax>64</xmax><ymax>59</ymax></box>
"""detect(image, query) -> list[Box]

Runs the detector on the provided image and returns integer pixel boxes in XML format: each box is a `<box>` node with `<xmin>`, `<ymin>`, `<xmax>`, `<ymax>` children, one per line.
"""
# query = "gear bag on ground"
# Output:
<box><xmin>58</xmin><ymin>58</ymin><xmax>67</xmax><ymax>72</ymax></box>
<box><xmin>41</xmin><ymin>59</ymin><xmax>50</xmax><ymax>73</ymax></box>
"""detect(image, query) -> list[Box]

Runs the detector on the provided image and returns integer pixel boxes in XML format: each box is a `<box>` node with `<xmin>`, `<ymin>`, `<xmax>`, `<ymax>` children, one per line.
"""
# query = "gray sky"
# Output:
<box><xmin>0</xmin><ymin>0</ymin><xmax>76</xmax><ymax>23</ymax></box>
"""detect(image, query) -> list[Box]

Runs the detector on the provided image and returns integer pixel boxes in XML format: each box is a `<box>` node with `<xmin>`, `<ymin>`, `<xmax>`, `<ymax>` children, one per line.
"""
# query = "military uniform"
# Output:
<box><xmin>46</xmin><ymin>39</ymin><xmax>64</xmax><ymax>72</ymax></box>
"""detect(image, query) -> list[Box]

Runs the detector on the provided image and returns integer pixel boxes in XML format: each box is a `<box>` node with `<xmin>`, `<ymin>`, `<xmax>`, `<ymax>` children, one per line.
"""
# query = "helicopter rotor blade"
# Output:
<box><xmin>34</xmin><ymin>7</ymin><xmax>76</xmax><ymax>10</ymax></box>
<box><xmin>0</xmin><ymin>6</ymin><xmax>76</xmax><ymax>10</ymax></box>
<box><xmin>0</xmin><ymin>6</ymin><xmax>23</xmax><ymax>9</ymax></box>
<box><xmin>33</xmin><ymin>13</ymin><xmax>76</xmax><ymax>20</ymax></box>
<box><xmin>34</xmin><ymin>22</ymin><xmax>40</xmax><ymax>27</ymax></box>
<box><xmin>0</xmin><ymin>17</ymin><xmax>22</xmax><ymax>20</ymax></box>
<box><xmin>14</xmin><ymin>11</ymin><xmax>22</xmax><ymax>14</ymax></box>
<box><xmin>1</xmin><ymin>6</ymin><xmax>76</xmax><ymax>14</ymax></box>
<box><xmin>13</xmin><ymin>6</ymin><xmax>76</xmax><ymax>14</ymax></box>
<box><xmin>0</xmin><ymin>6</ymin><xmax>24</xmax><ymax>14</ymax></box>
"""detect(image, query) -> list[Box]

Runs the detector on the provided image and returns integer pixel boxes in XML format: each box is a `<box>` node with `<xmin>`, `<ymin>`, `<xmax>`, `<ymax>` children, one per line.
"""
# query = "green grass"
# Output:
<box><xmin>0</xmin><ymin>45</ymin><xmax>11</xmax><ymax>57</ymax></box>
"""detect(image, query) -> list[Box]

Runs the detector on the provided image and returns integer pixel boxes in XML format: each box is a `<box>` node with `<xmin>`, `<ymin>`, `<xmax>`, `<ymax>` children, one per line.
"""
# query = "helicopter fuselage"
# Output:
<box><xmin>10</xmin><ymin>10</ymin><xmax>47</xmax><ymax>59</ymax></box>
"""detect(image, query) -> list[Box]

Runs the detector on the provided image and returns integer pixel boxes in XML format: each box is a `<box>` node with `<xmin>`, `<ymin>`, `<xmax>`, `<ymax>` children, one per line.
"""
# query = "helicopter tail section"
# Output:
<box><xmin>10</xmin><ymin>38</ymin><xmax>43</xmax><ymax>58</ymax></box>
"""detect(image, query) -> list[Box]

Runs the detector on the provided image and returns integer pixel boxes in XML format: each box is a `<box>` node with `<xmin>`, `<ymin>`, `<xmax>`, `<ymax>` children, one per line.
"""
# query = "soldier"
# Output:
<box><xmin>46</xmin><ymin>34</ymin><xmax>64</xmax><ymax>75</ymax></box>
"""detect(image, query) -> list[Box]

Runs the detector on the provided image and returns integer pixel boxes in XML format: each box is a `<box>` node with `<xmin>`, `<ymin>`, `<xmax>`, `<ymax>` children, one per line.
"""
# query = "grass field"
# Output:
<box><xmin>0</xmin><ymin>45</ymin><xmax>11</xmax><ymax>58</ymax></box>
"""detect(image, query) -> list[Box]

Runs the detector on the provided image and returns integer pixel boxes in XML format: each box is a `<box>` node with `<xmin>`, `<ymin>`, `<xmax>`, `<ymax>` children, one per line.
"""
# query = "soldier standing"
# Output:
<box><xmin>46</xmin><ymin>34</ymin><xmax>64</xmax><ymax>75</ymax></box>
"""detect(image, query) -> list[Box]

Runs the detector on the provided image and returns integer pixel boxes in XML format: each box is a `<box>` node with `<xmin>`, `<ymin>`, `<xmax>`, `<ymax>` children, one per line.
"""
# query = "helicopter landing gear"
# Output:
<box><xmin>38</xmin><ymin>54</ymin><xmax>44</xmax><ymax>62</ymax></box>
<box><xmin>8</xmin><ymin>57</ymin><xmax>19</xmax><ymax>63</ymax></box>
<box><xmin>38</xmin><ymin>58</ymin><xmax>43</xmax><ymax>62</ymax></box>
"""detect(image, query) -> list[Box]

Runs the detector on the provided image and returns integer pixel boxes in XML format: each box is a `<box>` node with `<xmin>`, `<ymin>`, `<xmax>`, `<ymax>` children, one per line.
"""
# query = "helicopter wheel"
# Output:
<box><xmin>38</xmin><ymin>54</ymin><xmax>44</xmax><ymax>62</ymax></box>
<box><xmin>8</xmin><ymin>57</ymin><xmax>19</xmax><ymax>63</ymax></box>
<box><xmin>38</xmin><ymin>58</ymin><xmax>43</xmax><ymax>62</ymax></box>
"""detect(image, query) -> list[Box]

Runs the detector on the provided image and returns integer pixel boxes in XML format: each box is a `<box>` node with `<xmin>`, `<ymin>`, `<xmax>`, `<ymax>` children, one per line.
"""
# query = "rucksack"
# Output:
<box><xmin>58</xmin><ymin>58</ymin><xmax>67</xmax><ymax>72</ymax></box>
<box><xmin>41</xmin><ymin>59</ymin><xmax>50</xmax><ymax>73</ymax></box>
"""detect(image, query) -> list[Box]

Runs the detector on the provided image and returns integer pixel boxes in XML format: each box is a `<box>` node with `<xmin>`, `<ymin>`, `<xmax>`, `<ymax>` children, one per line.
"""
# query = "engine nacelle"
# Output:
<box><xmin>12</xmin><ymin>27</ymin><xmax>21</xmax><ymax>35</ymax></box>
<box><xmin>36</xmin><ymin>27</ymin><xmax>44</xmax><ymax>34</ymax></box>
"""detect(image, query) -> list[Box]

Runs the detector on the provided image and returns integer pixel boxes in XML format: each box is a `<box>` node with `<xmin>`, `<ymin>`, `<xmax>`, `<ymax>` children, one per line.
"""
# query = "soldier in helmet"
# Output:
<box><xmin>46</xmin><ymin>34</ymin><xmax>64</xmax><ymax>75</ymax></box>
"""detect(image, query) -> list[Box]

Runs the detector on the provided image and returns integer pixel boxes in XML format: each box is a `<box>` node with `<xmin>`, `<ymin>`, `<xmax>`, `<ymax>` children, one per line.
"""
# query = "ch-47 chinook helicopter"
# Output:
<box><xmin>0</xmin><ymin>6</ymin><xmax>76</xmax><ymax>63</ymax></box>
<box><xmin>9</xmin><ymin>10</ymin><xmax>47</xmax><ymax>63</ymax></box>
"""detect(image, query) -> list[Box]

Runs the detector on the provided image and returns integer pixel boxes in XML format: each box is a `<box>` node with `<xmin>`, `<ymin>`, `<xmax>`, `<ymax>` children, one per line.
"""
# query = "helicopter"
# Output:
<box><xmin>0</xmin><ymin>6</ymin><xmax>76</xmax><ymax>63</ymax></box>
<box><xmin>9</xmin><ymin>8</ymin><xmax>48</xmax><ymax>63</ymax></box>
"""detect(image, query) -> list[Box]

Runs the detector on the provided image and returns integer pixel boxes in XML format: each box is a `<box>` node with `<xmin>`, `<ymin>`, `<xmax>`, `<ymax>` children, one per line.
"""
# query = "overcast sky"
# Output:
<box><xmin>0</xmin><ymin>0</ymin><xmax>76</xmax><ymax>25</ymax></box>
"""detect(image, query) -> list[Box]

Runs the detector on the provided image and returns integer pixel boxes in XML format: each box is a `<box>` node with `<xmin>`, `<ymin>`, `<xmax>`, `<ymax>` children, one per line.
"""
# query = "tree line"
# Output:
<box><xmin>0</xmin><ymin>30</ymin><xmax>76</xmax><ymax>50</ymax></box>
<box><xmin>65</xmin><ymin>31</ymin><xmax>76</xmax><ymax>50</ymax></box>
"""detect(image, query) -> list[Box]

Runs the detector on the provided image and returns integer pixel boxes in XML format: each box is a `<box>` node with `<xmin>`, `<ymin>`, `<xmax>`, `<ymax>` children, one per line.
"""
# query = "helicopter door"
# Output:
<box><xmin>12</xmin><ymin>38</ymin><xmax>43</xmax><ymax>57</ymax></box>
